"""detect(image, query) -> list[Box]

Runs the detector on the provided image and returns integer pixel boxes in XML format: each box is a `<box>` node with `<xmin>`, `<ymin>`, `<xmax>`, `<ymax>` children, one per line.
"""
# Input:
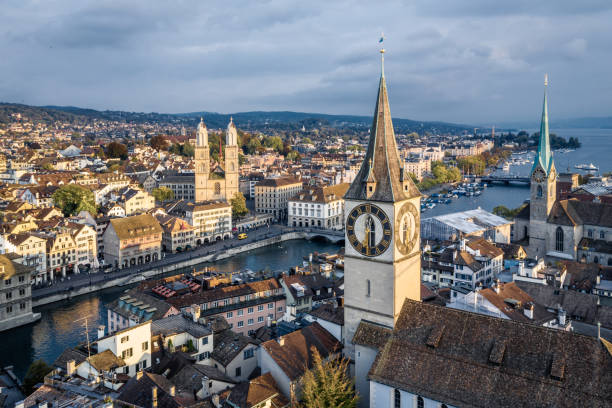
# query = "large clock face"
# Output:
<box><xmin>346</xmin><ymin>203</ymin><xmax>392</xmax><ymax>257</ymax></box>
<box><xmin>395</xmin><ymin>202</ymin><xmax>419</xmax><ymax>255</ymax></box>
<box><xmin>532</xmin><ymin>168</ymin><xmax>545</xmax><ymax>183</ymax></box>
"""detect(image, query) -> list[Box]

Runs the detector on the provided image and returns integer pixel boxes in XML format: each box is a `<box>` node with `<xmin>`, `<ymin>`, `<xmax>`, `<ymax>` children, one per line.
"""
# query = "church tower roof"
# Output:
<box><xmin>345</xmin><ymin>51</ymin><xmax>420</xmax><ymax>202</ymax></box>
<box><xmin>196</xmin><ymin>117</ymin><xmax>208</xmax><ymax>147</ymax></box>
<box><xmin>226</xmin><ymin>117</ymin><xmax>238</xmax><ymax>146</ymax></box>
<box><xmin>532</xmin><ymin>74</ymin><xmax>554</xmax><ymax>175</ymax></box>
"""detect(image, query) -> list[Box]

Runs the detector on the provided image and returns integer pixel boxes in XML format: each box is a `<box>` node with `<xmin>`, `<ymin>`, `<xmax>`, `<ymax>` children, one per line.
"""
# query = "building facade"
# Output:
<box><xmin>288</xmin><ymin>183</ymin><xmax>349</xmax><ymax>229</ymax></box>
<box><xmin>0</xmin><ymin>254</ymin><xmax>40</xmax><ymax>331</ymax></box>
<box><xmin>103</xmin><ymin>214</ymin><xmax>162</xmax><ymax>269</ymax></box>
<box><xmin>255</xmin><ymin>177</ymin><xmax>302</xmax><ymax>222</ymax></box>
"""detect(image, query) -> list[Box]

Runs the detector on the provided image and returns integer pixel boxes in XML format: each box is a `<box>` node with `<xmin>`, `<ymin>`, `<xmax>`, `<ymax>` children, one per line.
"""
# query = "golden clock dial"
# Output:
<box><xmin>346</xmin><ymin>203</ymin><xmax>392</xmax><ymax>257</ymax></box>
<box><xmin>395</xmin><ymin>202</ymin><xmax>419</xmax><ymax>255</ymax></box>
<box><xmin>532</xmin><ymin>168</ymin><xmax>545</xmax><ymax>183</ymax></box>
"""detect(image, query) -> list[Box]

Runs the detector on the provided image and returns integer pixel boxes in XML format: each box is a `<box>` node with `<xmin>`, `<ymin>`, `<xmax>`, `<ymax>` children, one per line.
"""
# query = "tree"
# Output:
<box><xmin>300</xmin><ymin>347</ymin><xmax>357</xmax><ymax>408</ymax></box>
<box><xmin>106</xmin><ymin>141</ymin><xmax>128</xmax><ymax>159</ymax></box>
<box><xmin>263</xmin><ymin>136</ymin><xmax>284</xmax><ymax>152</ymax></box>
<box><xmin>152</xmin><ymin>187</ymin><xmax>175</xmax><ymax>203</ymax></box>
<box><xmin>246</xmin><ymin>138</ymin><xmax>262</xmax><ymax>154</ymax></box>
<box><xmin>52</xmin><ymin>184</ymin><xmax>97</xmax><ymax>217</ymax></box>
<box><xmin>230</xmin><ymin>192</ymin><xmax>248</xmax><ymax>219</ymax></box>
<box><xmin>150</xmin><ymin>135</ymin><xmax>169</xmax><ymax>151</ymax></box>
<box><xmin>42</xmin><ymin>162</ymin><xmax>54</xmax><ymax>171</ymax></box>
<box><xmin>286</xmin><ymin>150</ymin><xmax>301</xmax><ymax>162</ymax></box>
<box><xmin>23</xmin><ymin>359</ymin><xmax>52</xmax><ymax>395</ymax></box>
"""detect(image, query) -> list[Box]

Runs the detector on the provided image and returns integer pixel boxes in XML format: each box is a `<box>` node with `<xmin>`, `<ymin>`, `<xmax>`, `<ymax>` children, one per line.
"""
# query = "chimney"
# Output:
<box><xmin>598</xmin><ymin>322</ymin><xmax>601</xmax><ymax>340</ymax></box>
<box><xmin>494</xmin><ymin>280</ymin><xmax>501</xmax><ymax>294</ymax></box>
<box><xmin>518</xmin><ymin>260</ymin><xmax>524</xmax><ymax>276</ymax></box>
<box><xmin>278</xmin><ymin>336</ymin><xmax>285</xmax><ymax>347</ymax></box>
<box><xmin>152</xmin><ymin>387</ymin><xmax>158</xmax><ymax>408</ymax></box>
<box><xmin>524</xmin><ymin>303</ymin><xmax>534</xmax><ymax>320</ymax></box>
<box><xmin>169</xmin><ymin>385</ymin><xmax>176</xmax><ymax>397</ymax></box>
<box><xmin>136</xmin><ymin>371</ymin><xmax>143</xmax><ymax>380</ymax></box>
<box><xmin>596</xmin><ymin>274</ymin><xmax>601</xmax><ymax>285</ymax></box>
<box><xmin>192</xmin><ymin>305</ymin><xmax>201</xmax><ymax>322</ymax></box>
<box><xmin>66</xmin><ymin>359</ymin><xmax>76</xmax><ymax>376</ymax></box>
<box><xmin>97</xmin><ymin>325</ymin><xmax>105</xmax><ymax>340</ymax></box>
<box><xmin>558</xmin><ymin>308</ymin><xmax>566</xmax><ymax>326</ymax></box>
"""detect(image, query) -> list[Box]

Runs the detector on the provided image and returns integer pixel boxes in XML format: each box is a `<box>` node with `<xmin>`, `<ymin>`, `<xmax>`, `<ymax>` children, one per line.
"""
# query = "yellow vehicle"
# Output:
<box><xmin>238</xmin><ymin>233</ymin><xmax>248</xmax><ymax>240</ymax></box>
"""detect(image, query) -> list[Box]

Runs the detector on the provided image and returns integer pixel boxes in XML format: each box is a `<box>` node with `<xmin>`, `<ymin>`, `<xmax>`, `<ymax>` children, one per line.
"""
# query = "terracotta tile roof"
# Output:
<box><xmin>87</xmin><ymin>349</ymin><xmax>125</xmax><ymax>372</ymax></box>
<box><xmin>548</xmin><ymin>199</ymin><xmax>612</xmax><ymax>228</ymax></box>
<box><xmin>369</xmin><ymin>299</ymin><xmax>612</xmax><ymax>407</ymax></box>
<box><xmin>166</xmin><ymin>278</ymin><xmax>281</xmax><ymax>309</ymax></box>
<box><xmin>255</xmin><ymin>177</ymin><xmax>301</xmax><ymax>188</ymax></box>
<box><xmin>467</xmin><ymin>237</ymin><xmax>504</xmax><ymax>258</ymax></box>
<box><xmin>352</xmin><ymin>320</ymin><xmax>392</xmax><ymax>350</ymax></box>
<box><xmin>118</xmin><ymin>372</ymin><xmax>181</xmax><ymax>408</ymax></box>
<box><xmin>222</xmin><ymin>373</ymin><xmax>289</xmax><ymax>408</ymax></box>
<box><xmin>260</xmin><ymin>322</ymin><xmax>342</xmax><ymax>381</ymax></box>
<box><xmin>478</xmin><ymin>282</ymin><xmax>555</xmax><ymax>324</ymax></box>
<box><xmin>291</xmin><ymin>183</ymin><xmax>350</xmax><ymax>204</ymax></box>
<box><xmin>211</xmin><ymin>329</ymin><xmax>259</xmax><ymax>367</ymax></box>
<box><xmin>109</xmin><ymin>214</ymin><xmax>162</xmax><ymax>241</ymax></box>
<box><xmin>307</xmin><ymin>304</ymin><xmax>344</xmax><ymax>326</ymax></box>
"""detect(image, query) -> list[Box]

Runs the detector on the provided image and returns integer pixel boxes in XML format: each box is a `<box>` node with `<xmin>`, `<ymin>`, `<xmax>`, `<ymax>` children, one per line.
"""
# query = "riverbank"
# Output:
<box><xmin>32</xmin><ymin>229</ymin><xmax>342</xmax><ymax>307</ymax></box>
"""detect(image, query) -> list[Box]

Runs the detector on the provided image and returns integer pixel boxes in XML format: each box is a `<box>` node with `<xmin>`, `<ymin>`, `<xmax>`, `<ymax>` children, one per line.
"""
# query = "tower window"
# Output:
<box><xmin>537</xmin><ymin>185</ymin><xmax>543</xmax><ymax>198</ymax></box>
<box><xmin>366</xmin><ymin>279</ymin><xmax>371</xmax><ymax>297</ymax></box>
<box><xmin>555</xmin><ymin>227</ymin><xmax>564</xmax><ymax>252</ymax></box>
<box><xmin>394</xmin><ymin>389</ymin><xmax>400</xmax><ymax>408</ymax></box>
<box><xmin>417</xmin><ymin>396</ymin><xmax>424</xmax><ymax>408</ymax></box>
<box><xmin>214</xmin><ymin>182</ymin><xmax>221</xmax><ymax>195</ymax></box>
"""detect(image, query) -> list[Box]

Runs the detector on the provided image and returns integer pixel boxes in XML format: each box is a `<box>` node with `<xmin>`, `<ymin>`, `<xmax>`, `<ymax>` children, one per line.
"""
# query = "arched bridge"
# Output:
<box><xmin>477</xmin><ymin>175</ymin><xmax>531</xmax><ymax>185</ymax></box>
<box><xmin>291</xmin><ymin>228</ymin><xmax>345</xmax><ymax>244</ymax></box>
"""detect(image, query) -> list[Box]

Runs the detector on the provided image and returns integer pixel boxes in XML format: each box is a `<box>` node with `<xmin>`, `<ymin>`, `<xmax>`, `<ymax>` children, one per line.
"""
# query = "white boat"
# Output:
<box><xmin>575</xmin><ymin>163</ymin><xmax>598</xmax><ymax>171</ymax></box>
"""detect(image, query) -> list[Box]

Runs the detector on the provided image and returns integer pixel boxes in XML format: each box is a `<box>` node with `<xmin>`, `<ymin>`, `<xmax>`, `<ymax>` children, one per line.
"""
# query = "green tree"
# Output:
<box><xmin>23</xmin><ymin>359</ymin><xmax>52</xmax><ymax>395</ymax></box>
<box><xmin>246</xmin><ymin>137</ymin><xmax>262</xmax><ymax>154</ymax></box>
<box><xmin>182</xmin><ymin>142</ymin><xmax>195</xmax><ymax>157</ymax></box>
<box><xmin>263</xmin><ymin>136</ymin><xmax>284</xmax><ymax>152</ymax></box>
<box><xmin>152</xmin><ymin>187</ymin><xmax>175</xmax><ymax>203</ymax></box>
<box><xmin>230</xmin><ymin>192</ymin><xmax>248</xmax><ymax>219</ymax></box>
<box><xmin>106</xmin><ymin>142</ymin><xmax>128</xmax><ymax>159</ymax></box>
<box><xmin>286</xmin><ymin>150</ymin><xmax>301</xmax><ymax>162</ymax></box>
<box><xmin>42</xmin><ymin>162</ymin><xmax>54</xmax><ymax>171</ymax></box>
<box><xmin>150</xmin><ymin>135</ymin><xmax>169</xmax><ymax>151</ymax></box>
<box><xmin>300</xmin><ymin>347</ymin><xmax>357</xmax><ymax>408</ymax></box>
<box><xmin>52</xmin><ymin>184</ymin><xmax>97</xmax><ymax>216</ymax></box>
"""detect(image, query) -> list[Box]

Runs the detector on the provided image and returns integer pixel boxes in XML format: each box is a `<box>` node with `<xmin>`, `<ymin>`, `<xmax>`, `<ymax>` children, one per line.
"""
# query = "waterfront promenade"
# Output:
<box><xmin>31</xmin><ymin>224</ymin><xmax>343</xmax><ymax>306</ymax></box>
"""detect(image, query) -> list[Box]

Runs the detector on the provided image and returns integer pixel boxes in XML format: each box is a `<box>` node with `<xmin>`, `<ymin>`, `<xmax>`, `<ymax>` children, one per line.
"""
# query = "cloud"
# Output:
<box><xmin>0</xmin><ymin>0</ymin><xmax>611</xmax><ymax>123</ymax></box>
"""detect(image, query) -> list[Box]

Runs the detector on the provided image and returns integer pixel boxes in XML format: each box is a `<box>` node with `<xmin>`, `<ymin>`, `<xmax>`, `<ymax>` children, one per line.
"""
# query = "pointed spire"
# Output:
<box><xmin>226</xmin><ymin>117</ymin><xmax>238</xmax><ymax>146</ymax></box>
<box><xmin>532</xmin><ymin>74</ymin><xmax>554</xmax><ymax>175</ymax></box>
<box><xmin>345</xmin><ymin>47</ymin><xmax>420</xmax><ymax>202</ymax></box>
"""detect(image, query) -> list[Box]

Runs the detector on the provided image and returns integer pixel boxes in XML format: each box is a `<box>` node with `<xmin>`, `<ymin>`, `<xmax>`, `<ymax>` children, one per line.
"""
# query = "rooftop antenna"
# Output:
<box><xmin>76</xmin><ymin>315</ymin><xmax>94</xmax><ymax>379</ymax></box>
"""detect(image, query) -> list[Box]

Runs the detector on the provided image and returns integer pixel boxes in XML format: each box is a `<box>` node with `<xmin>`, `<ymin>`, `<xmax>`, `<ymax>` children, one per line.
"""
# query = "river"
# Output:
<box><xmin>0</xmin><ymin>239</ymin><xmax>340</xmax><ymax>379</ymax></box>
<box><xmin>425</xmin><ymin>128</ymin><xmax>612</xmax><ymax>217</ymax></box>
<box><xmin>2</xmin><ymin>129</ymin><xmax>610</xmax><ymax>379</ymax></box>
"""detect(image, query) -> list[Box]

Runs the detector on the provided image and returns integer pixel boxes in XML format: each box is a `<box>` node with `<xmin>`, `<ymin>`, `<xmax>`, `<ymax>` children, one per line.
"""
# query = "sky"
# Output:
<box><xmin>1</xmin><ymin>0</ymin><xmax>611</xmax><ymax>124</ymax></box>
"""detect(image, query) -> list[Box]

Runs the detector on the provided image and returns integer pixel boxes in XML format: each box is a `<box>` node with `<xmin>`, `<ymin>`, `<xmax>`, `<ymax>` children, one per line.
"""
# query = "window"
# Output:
<box><xmin>417</xmin><ymin>396</ymin><xmax>424</xmax><ymax>408</ymax></box>
<box><xmin>4</xmin><ymin>279</ymin><xmax>11</xmax><ymax>285</ymax></box>
<box><xmin>277</xmin><ymin>306</ymin><xmax>283</xmax><ymax>312</ymax></box>
<box><xmin>248</xmin><ymin>307</ymin><xmax>254</xmax><ymax>314</ymax></box>
<box><xmin>555</xmin><ymin>227</ymin><xmax>564</xmax><ymax>252</ymax></box>
<box><xmin>258</xmin><ymin>305</ymin><xmax>264</xmax><ymax>311</ymax></box>
<box><xmin>258</xmin><ymin>316</ymin><xmax>264</xmax><ymax>323</ymax></box>
<box><xmin>394</xmin><ymin>389</ymin><xmax>400</xmax><ymax>408</ymax></box>
<box><xmin>18</xmin><ymin>276</ymin><xmax>25</xmax><ymax>283</ymax></box>
<box><xmin>20</xmin><ymin>303</ymin><xmax>26</xmax><ymax>310</ymax></box>
<box><xmin>600</xmin><ymin>231</ymin><xmax>606</xmax><ymax>239</ymax></box>
<box><xmin>6</xmin><ymin>306</ymin><xmax>12</xmax><ymax>313</ymax></box>
<box><xmin>588</xmin><ymin>229</ymin><xmax>593</xmax><ymax>238</ymax></box>
<box><xmin>248</xmin><ymin>318</ymin><xmax>254</xmax><ymax>325</ymax></box>
<box><xmin>202</xmin><ymin>337</ymin><xmax>208</xmax><ymax>345</ymax></box>
<box><xmin>238</xmin><ymin>310</ymin><xmax>244</xmax><ymax>316</ymax></box>
<box><xmin>537</xmin><ymin>185</ymin><xmax>542</xmax><ymax>198</ymax></box>
<box><xmin>237</xmin><ymin>321</ymin><xmax>244</xmax><ymax>328</ymax></box>
<box><xmin>268</xmin><ymin>303</ymin><xmax>274</xmax><ymax>309</ymax></box>
<box><xmin>366</xmin><ymin>279</ymin><xmax>371</xmax><ymax>297</ymax></box>
<box><xmin>5</xmin><ymin>292</ymin><xmax>12</xmax><ymax>300</ymax></box>
<box><xmin>243</xmin><ymin>349</ymin><xmax>254</xmax><ymax>359</ymax></box>
<box><xmin>227</xmin><ymin>312</ymin><xmax>233</xmax><ymax>318</ymax></box>
<box><xmin>594</xmin><ymin>256</ymin><xmax>599</xmax><ymax>264</ymax></box>
<box><xmin>142</xmin><ymin>341</ymin><xmax>148</xmax><ymax>351</ymax></box>
<box><xmin>235</xmin><ymin>367</ymin><xmax>241</xmax><ymax>377</ymax></box>
<box><xmin>121</xmin><ymin>348</ymin><xmax>133</xmax><ymax>359</ymax></box>
<box><xmin>121</xmin><ymin>336</ymin><xmax>129</xmax><ymax>343</ymax></box>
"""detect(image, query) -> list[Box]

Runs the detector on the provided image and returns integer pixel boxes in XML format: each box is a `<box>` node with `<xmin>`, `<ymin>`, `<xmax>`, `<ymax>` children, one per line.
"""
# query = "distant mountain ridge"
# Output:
<box><xmin>496</xmin><ymin>116</ymin><xmax>612</xmax><ymax>130</ymax></box>
<box><xmin>0</xmin><ymin>102</ymin><xmax>474</xmax><ymax>135</ymax></box>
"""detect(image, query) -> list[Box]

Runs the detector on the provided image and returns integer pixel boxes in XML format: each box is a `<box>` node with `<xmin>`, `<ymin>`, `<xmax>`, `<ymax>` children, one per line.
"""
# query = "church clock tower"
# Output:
<box><xmin>343</xmin><ymin>48</ymin><xmax>422</xmax><ymax>360</ymax></box>
<box><xmin>529</xmin><ymin>75</ymin><xmax>556</xmax><ymax>257</ymax></box>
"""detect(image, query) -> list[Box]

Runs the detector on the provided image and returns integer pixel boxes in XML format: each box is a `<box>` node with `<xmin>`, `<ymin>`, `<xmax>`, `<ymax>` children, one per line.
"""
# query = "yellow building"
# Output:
<box><xmin>103</xmin><ymin>214</ymin><xmax>162</xmax><ymax>269</ymax></box>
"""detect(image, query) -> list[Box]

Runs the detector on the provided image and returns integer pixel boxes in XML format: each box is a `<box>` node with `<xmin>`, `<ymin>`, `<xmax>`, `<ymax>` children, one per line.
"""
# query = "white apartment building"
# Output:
<box><xmin>96</xmin><ymin>321</ymin><xmax>152</xmax><ymax>377</ymax></box>
<box><xmin>288</xmin><ymin>183</ymin><xmax>349</xmax><ymax>230</ymax></box>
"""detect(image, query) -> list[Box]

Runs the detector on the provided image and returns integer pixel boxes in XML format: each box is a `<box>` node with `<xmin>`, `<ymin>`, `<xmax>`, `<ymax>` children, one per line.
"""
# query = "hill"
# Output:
<box><xmin>0</xmin><ymin>102</ymin><xmax>474</xmax><ymax>135</ymax></box>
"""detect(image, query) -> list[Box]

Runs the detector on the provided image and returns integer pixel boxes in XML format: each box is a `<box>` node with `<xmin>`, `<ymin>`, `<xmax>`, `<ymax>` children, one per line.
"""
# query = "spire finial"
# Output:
<box><xmin>379</xmin><ymin>32</ymin><xmax>385</xmax><ymax>76</ymax></box>
<box><xmin>544</xmin><ymin>73</ymin><xmax>548</xmax><ymax>87</ymax></box>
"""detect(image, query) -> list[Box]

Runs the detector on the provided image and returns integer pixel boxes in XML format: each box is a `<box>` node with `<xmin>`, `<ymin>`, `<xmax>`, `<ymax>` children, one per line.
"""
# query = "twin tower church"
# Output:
<box><xmin>193</xmin><ymin>117</ymin><xmax>240</xmax><ymax>203</ymax></box>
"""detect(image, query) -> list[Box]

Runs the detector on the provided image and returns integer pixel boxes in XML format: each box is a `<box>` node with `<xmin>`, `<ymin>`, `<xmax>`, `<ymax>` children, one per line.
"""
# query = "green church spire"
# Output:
<box><xmin>532</xmin><ymin>74</ymin><xmax>554</xmax><ymax>175</ymax></box>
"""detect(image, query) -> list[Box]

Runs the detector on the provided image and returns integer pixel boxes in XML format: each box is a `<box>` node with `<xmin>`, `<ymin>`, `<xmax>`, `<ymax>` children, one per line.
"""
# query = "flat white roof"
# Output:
<box><xmin>429</xmin><ymin>208</ymin><xmax>510</xmax><ymax>234</ymax></box>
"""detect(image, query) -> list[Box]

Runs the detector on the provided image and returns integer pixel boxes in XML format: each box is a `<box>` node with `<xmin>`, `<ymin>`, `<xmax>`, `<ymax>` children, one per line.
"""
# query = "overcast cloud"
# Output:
<box><xmin>1</xmin><ymin>0</ymin><xmax>611</xmax><ymax>124</ymax></box>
